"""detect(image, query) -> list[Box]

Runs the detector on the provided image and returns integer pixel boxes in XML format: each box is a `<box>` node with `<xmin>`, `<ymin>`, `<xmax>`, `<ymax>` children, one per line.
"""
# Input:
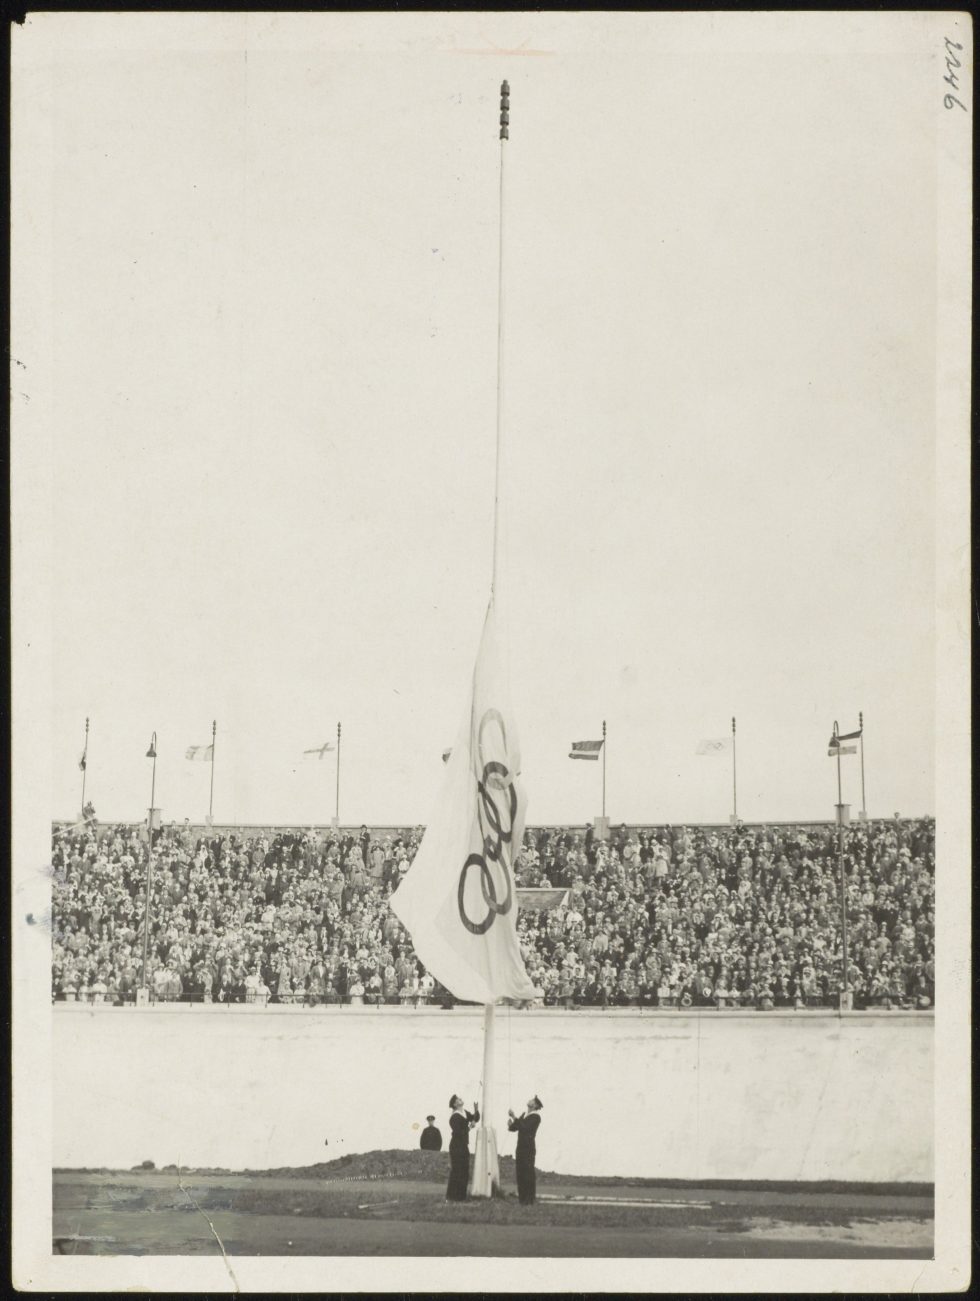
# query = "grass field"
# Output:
<box><xmin>52</xmin><ymin>1150</ymin><xmax>933</xmax><ymax>1260</ymax></box>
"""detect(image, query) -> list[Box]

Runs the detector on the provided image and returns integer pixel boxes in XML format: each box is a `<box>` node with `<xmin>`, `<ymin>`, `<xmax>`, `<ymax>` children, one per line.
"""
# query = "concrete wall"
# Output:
<box><xmin>52</xmin><ymin>1006</ymin><xmax>932</xmax><ymax>1183</ymax></box>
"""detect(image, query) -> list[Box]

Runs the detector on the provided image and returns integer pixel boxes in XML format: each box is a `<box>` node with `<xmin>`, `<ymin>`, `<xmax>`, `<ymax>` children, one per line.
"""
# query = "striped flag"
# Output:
<box><xmin>185</xmin><ymin>744</ymin><xmax>214</xmax><ymax>761</ymax></box>
<box><xmin>569</xmin><ymin>740</ymin><xmax>603</xmax><ymax>761</ymax></box>
<box><xmin>696</xmin><ymin>738</ymin><xmax>732</xmax><ymax>756</ymax></box>
<box><xmin>303</xmin><ymin>742</ymin><xmax>336</xmax><ymax>760</ymax></box>
<box><xmin>827</xmin><ymin>727</ymin><xmax>861</xmax><ymax>757</ymax></box>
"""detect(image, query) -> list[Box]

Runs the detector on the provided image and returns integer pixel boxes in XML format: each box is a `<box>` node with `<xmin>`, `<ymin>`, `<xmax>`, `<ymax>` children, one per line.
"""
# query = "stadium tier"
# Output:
<box><xmin>50</xmin><ymin>818</ymin><xmax>935</xmax><ymax>1011</ymax></box>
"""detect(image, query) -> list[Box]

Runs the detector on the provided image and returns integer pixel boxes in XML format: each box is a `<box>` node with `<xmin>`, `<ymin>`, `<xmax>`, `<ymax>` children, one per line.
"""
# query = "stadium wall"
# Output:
<box><xmin>52</xmin><ymin>1007</ymin><xmax>932</xmax><ymax>1182</ymax></box>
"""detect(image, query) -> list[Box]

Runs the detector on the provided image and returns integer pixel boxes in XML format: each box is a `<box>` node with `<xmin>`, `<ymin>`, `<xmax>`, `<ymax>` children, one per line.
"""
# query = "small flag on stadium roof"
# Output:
<box><xmin>569</xmin><ymin>739</ymin><xmax>603</xmax><ymax>760</ymax></box>
<box><xmin>78</xmin><ymin>753</ymin><xmax>87</xmax><ymax>771</ymax></box>
<box><xmin>303</xmin><ymin>742</ymin><xmax>335</xmax><ymax>759</ymax></box>
<box><xmin>185</xmin><ymin>744</ymin><xmax>214</xmax><ymax>761</ymax></box>
<box><xmin>442</xmin><ymin>748</ymin><xmax>453</xmax><ymax>763</ymax></box>
<box><xmin>827</xmin><ymin>728</ymin><xmax>858</xmax><ymax>749</ymax></box>
<box><xmin>696</xmin><ymin>738</ymin><xmax>732</xmax><ymax>756</ymax></box>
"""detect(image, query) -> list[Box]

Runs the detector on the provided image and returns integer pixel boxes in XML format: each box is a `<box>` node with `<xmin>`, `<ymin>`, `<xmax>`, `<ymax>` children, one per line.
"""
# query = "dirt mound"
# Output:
<box><xmin>248</xmin><ymin>1149</ymin><xmax>456</xmax><ymax>1182</ymax></box>
<box><xmin>245</xmin><ymin>1148</ymin><xmax>549</xmax><ymax>1184</ymax></box>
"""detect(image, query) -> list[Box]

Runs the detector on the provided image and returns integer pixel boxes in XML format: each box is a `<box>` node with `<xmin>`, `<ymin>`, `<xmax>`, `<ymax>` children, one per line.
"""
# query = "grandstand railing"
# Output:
<box><xmin>52</xmin><ymin>990</ymin><xmax>932</xmax><ymax>1012</ymax></box>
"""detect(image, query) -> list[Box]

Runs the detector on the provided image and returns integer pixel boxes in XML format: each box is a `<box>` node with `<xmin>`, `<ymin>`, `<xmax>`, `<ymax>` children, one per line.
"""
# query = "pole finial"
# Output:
<box><xmin>499</xmin><ymin>80</ymin><xmax>510</xmax><ymax>140</ymax></box>
<box><xmin>732</xmin><ymin>716</ymin><xmax>736</xmax><ymax>733</ymax></box>
<box><xmin>212</xmin><ymin>719</ymin><xmax>217</xmax><ymax>736</ymax></box>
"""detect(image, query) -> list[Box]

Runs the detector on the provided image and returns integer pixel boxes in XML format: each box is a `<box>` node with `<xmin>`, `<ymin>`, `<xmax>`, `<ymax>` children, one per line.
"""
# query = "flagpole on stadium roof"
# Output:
<box><xmin>859</xmin><ymin>710</ymin><xmax>866</xmax><ymax>819</ymax></box>
<box><xmin>471</xmin><ymin>79</ymin><xmax>511</xmax><ymax>1202</ymax></box>
<box><xmin>80</xmin><ymin>717</ymin><xmax>89</xmax><ymax>818</ymax></box>
<box><xmin>208</xmin><ymin>720</ymin><xmax>217</xmax><ymax>825</ymax></box>
<box><xmin>334</xmin><ymin>721</ymin><xmax>341</xmax><ymax>828</ymax></box>
<box><xmin>602</xmin><ymin>720</ymin><xmax>607</xmax><ymax>818</ymax></box>
<box><xmin>731</xmin><ymin>716</ymin><xmax>737</xmax><ymax>823</ymax></box>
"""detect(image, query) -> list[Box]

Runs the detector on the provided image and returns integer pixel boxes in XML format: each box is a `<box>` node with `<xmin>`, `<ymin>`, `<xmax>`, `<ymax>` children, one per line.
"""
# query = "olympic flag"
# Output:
<box><xmin>389</xmin><ymin>601</ymin><xmax>537</xmax><ymax>1004</ymax></box>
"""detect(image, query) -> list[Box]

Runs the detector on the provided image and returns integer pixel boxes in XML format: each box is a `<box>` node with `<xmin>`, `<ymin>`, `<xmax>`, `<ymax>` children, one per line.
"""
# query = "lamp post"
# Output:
<box><xmin>140</xmin><ymin>732</ymin><xmax>157</xmax><ymax>993</ymax></box>
<box><xmin>832</xmin><ymin>721</ymin><xmax>848</xmax><ymax>1006</ymax></box>
<box><xmin>828</xmin><ymin>719</ymin><xmax>862</xmax><ymax>1011</ymax></box>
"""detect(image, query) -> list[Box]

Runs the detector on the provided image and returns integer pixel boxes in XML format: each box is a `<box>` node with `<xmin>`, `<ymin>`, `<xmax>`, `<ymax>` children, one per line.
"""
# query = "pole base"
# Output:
<box><xmin>469</xmin><ymin>1126</ymin><xmax>500</xmax><ymax>1198</ymax></box>
<box><xmin>593</xmin><ymin>816</ymin><xmax>610</xmax><ymax>840</ymax></box>
<box><xmin>135</xmin><ymin>987</ymin><xmax>150</xmax><ymax>1007</ymax></box>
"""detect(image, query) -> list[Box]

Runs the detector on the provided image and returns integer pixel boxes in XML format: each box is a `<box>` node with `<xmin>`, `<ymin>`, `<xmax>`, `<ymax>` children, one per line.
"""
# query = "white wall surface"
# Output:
<box><xmin>52</xmin><ymin>1007</ymin><xmax>933</xmax><ymax>1182</ymax></box>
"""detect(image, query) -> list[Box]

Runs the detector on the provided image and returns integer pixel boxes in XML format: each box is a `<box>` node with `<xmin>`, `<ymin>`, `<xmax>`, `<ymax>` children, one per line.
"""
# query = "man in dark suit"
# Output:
<box><xmin>419</xmin><ymin>1114</ymin><xmax>442</xmax><ymax>1151</ymax></box>
<box><xmin>507</xmin><ymin>1095</ymin><xmax>543</xmax><ymax>1205</ymax></box>
<box><xmin>445</xmin><ymin>1094</ymin><xmax>479</xmax><ymax>1200</ymax></box>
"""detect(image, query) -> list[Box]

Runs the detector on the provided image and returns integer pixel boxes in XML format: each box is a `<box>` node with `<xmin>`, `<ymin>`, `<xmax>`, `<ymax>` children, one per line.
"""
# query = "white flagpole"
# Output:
<box><xmin>471</xmin><ymin>78</ymin><xmax>510</xmax><ymax>1201</ymax></box>
<box><xmin>490</xmin><ymin>83</ymin><xmax>508</xmax><ymax>601</ymax></box>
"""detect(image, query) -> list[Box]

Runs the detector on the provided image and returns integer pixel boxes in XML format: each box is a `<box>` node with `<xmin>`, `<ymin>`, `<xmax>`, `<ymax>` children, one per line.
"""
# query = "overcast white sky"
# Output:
<box><xmin>17</xmin><ymin>13</ymin><xmax>946</xmax><ymax>826</ymax></box>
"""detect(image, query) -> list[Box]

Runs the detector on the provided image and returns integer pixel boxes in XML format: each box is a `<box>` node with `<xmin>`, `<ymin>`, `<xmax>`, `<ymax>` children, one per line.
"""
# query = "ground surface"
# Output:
<box><xmin>52</xmin><ymin>1150</ymin><xmax>933</xmax><ymax>1259</ymax></box>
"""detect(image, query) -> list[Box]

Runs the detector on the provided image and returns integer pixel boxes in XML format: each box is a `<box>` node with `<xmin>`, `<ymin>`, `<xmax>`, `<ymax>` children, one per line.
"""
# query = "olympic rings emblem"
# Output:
<box><xmin>457</xmin><ymin>708</ymin><xmax>518</xmax><ymax>935</ymax></box>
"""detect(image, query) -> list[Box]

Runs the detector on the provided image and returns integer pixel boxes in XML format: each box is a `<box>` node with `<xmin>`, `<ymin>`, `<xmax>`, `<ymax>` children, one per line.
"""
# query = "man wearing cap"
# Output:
<box><xmin>445</xmin><ymin>1094</ymin><xmax>479</xmax><ymax>1201</ymax></box>
<box><xmin>419</xmin><ymin>1115</ymin><xmax>442</xmax><ymax>1151</ymax></box>
<box><xmin>507</xmin><ymin>1095</ymin><xmax>543</xmax><ymax>1205</ymax></box>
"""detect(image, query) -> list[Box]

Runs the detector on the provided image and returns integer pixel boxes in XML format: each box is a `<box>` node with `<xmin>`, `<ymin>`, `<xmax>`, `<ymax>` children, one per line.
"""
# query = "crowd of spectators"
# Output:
<box><xmin>49</xmin><ymin>814</ymin><xmax>935</xmax><ymax>1012</ymax></box>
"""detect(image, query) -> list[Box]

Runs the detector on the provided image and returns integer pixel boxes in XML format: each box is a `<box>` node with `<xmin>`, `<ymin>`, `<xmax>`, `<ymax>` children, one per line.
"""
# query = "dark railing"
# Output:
<box><xmin>52</xmin><ymin>990</ymin><xmax>931</xmax><ymax>1012</ymax></box>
